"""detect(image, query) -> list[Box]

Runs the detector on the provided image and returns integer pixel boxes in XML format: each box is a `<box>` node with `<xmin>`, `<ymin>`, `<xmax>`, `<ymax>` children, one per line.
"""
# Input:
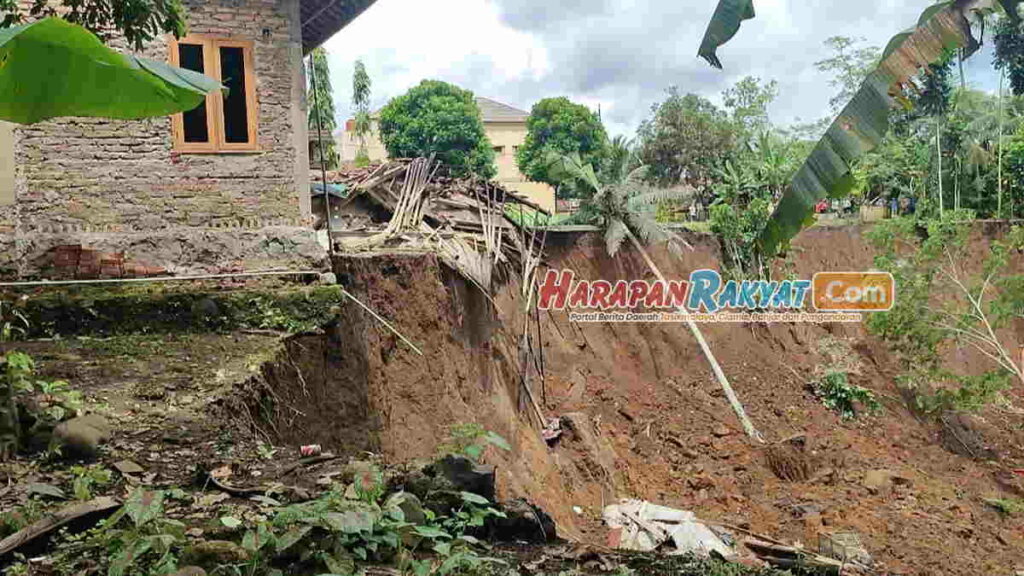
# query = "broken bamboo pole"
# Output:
<box><xmin>340</xmin><ymin>288</ymin><xmax>423</xmax><ymax>356</ymax></box>
<box><xmin>625</xmin><ymin>230</ymin><xmax>764</xmax><ymax>443</ymax></box>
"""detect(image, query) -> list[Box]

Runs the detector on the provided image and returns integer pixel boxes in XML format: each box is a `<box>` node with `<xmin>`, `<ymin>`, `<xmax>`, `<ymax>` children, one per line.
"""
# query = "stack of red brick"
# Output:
<box><xmin>51</xmin><ymin>245</ymin><xmax>168</xmax><ymax>279</ymax></box>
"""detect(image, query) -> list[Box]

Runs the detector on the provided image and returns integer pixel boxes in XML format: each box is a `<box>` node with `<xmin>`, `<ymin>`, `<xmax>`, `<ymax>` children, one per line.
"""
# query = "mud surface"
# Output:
<box><xmin>248</xmin><ymin>226</ymin><xmax>1024</xmax><ymax>575</ymax></box>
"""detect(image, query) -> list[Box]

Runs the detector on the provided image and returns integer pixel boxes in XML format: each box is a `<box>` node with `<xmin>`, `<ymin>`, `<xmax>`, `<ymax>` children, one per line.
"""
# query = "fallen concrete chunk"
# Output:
<box><xmin>603</xmin><ymin>499</ymin><xmax>734</xmax><ymax>559</ymax></box>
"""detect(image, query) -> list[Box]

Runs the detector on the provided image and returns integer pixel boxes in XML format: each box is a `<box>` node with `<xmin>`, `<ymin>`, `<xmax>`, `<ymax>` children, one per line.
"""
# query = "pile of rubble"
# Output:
<box><xmin>313</xmin><ymin>159</ymin><xmax>547</xmax><ymax>290</ymax></box>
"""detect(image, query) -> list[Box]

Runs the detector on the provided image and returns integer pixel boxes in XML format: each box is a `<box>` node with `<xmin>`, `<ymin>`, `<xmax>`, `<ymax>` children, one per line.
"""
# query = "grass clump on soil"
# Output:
<box><xmin>983</xmin><ymin>497</ymin><xmax>1024</xmax><ymax>517</ymax></box>
<box><xmin>812</xmin><ymin>371</ymin><xmax>881</xmax><ymax>421</ymax></box>
<box><xmin>437</xmin><ymin>423</ymin><xmax>511</xmax><ymax>464</ymax></box>
<box><xmin>7</xmin><ymin>283</ymin><xmax>344</xmax><ymax>338</ymax></box>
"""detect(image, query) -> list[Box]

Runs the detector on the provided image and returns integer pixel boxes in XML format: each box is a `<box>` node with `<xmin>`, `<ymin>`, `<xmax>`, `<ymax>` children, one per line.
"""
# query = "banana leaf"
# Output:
<box><xmin>697</xmin><ymin>0</ymin><xmax>756</xmax><ymax>69</ymax></box>
<box><xmin>759</xmin><ymin>0</ymin><xmax>1012</xmax><ymax>255</ymax></box>
<box><xmin>0</xmin><ymin>17</ymin><xmax>223</xmax><ymax>124</ymax></box>
<box><xmin>999</xmin><ymin>0</ymin><xmax>1021</xmax><ymax>22</ymax></box>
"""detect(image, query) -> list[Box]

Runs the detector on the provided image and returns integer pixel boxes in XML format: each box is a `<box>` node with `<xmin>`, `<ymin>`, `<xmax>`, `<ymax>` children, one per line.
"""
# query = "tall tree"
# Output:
<box><xmin>352</xmin><ymin>59</ymin><xmax>373</xmax><ymax>167</ymax></box>
<box><xmin>723</xmin><ymin>76</ymin><xmax>778</xmax><ymax>134</ymax></box>
<box><xmin>307</xmin><ymin>47</ymin><xmax>339</xmax><ymax>170</ymax></box>
<box><xmin>378</xmin><ymin>80</ymin><xmax>495</xmax><ymax>179</ymax></box>
<box><xmin>995</xmin><ymin>15</ymin><xmax>1024</xmax><ymax>96</ymax></box>
<box><xmin>636</xmin><ymin>88</ymin><xmax>736</xmax><ymax>192</ymax></box>
<box><xmin>814</xmin><ymin>36</ymin><xmax>881</xmax><ymax>112</ymax></box>
<box><xmin>516</xmin><ymin>97</ymin><xmax>608</xmax><ymax>199</ymax></box>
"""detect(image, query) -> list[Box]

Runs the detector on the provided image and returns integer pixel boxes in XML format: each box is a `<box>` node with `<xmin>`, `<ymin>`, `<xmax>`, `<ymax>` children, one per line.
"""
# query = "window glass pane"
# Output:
<box><xmin>219</xmin><ymin>46</ymin><xmax>250</xmax><ymax>144</ymax></box>
<box><xmin>178</xmin><ymin>43</ymin><xmax>209</xmax><ymax>144</ymax></box>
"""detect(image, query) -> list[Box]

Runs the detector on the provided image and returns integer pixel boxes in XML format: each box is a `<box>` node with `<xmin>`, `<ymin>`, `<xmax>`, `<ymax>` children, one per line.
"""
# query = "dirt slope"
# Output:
<box><xmin>246</xmin><ymin>225</ymin><xmax>1024</xmax><ymax>576</ymax></box>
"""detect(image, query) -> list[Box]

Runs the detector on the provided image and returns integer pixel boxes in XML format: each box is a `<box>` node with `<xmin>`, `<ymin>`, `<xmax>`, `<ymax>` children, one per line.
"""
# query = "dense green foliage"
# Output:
<box><xmin>995</xmin><ymin>16</ymin><xmax>1024</xmax><ymax>96</ymax></box>
<box><xmin>516</xmin><ymin>97</ymin><xmax>608</xmax><ymax>198</ymax></box>
<box><xmin>308</xmin><ymin>47</ymin><xmax>339</xmax><ymax>170</ymax></box>
<box><xmin>866</xmin><ymin>213</ymin><xmax>1022</xmax><ymax>415</ymax></box>
<box><xmin>637</xmin><ymin>88</ymin><xmax>737</xmax><ymax>190</ymax></box>
<box><xmin>0</xmin><ymin>0</ymin><xmax>186</xmax><ymax>50</ymax></box>
<box><xmin>699</xmin><ymin>1</ymin><xmax>1024</xmax><ymax>256</ymax></box>
<box><xmin>378</xmin><ymin>80</ymin><xmax>496</xmax><ymax>179</ymax></box>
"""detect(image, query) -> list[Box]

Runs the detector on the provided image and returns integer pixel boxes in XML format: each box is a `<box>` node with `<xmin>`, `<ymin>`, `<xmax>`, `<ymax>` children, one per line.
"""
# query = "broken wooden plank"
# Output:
<box><xmin>0</xmin><ymin>496</ymin><xmax>120</xmax><ymax>560</ymax></box>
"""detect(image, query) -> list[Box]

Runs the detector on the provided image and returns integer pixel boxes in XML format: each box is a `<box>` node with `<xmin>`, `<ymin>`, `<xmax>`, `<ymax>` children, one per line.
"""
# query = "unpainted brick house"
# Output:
<box><xmin>0</xmin><ymin>0</ymin><xmax>375</xmax><ymax>278</ymax></box>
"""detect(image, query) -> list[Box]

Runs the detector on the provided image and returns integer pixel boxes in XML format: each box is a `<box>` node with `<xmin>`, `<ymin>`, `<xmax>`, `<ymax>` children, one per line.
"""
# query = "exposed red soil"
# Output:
<box><xmin>247</xmin><ymin>225</ymin><xmax>1024</xmax><ymax>576</ymax></box>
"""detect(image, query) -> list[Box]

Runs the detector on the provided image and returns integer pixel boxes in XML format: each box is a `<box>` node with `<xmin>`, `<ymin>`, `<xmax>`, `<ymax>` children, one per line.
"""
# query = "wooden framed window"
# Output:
<box><xmin>169</xmin><ymin>35</ymin><xmax>258</xmax><ymax>153</ymax></box>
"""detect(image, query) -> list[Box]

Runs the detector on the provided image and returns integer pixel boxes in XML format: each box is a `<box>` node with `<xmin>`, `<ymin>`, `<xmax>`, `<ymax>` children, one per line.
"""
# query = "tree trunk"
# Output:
<box><xmin>999</xmin><ymin>70</ymin><xmax>1006</xmax><ymax>219</ymax></box>
<box><xmin>937</xmin><ymin>118</ymin><xmax>944</xmax><ymax>216</ymax></box>
<box><xmin>625</xmin><ymin>230</ymin><xmax>764</xmax><ymax>442</ymax></box>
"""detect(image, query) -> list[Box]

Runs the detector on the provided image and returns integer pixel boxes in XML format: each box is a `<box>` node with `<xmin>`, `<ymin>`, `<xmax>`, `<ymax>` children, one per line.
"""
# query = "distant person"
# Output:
<box><xmin>908</xmin><ymin>196</ymin><xmax>916</xmax><ymax>214</ymax></box>
<box><xmin>815</xmin><ymin>199</ymin><xmax>828</xmax><ymax>214</ymax></box>
<box><xmin>689</xmin><ymin>204</ymin><xmax>697</xmax><ymax>221</ymax></box>
<box><xmin>890</xmin><ymin>196</ymin><xmax>899</xmax><ymax>217</ymax></box>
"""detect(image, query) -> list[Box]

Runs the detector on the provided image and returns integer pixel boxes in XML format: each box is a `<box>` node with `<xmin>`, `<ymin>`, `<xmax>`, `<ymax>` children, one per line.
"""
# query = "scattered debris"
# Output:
<box><xmin>300</xmin><ymin>443</ymin><xmax>322</xmax><ymax>457</ymax></box>
<box><xmin>603</xmin><ymin>499</ymin><xmax>735</xmax><ymax>559</ymax></box>
<box><xmin>326</xmin><ymin>158</ymin><xmax>545</xmax><ymax>290</ymax></box>
<box><xmin>195</xmin><ymin>465</ymin><xmax>266</xmax><ymax>497</ymax></box>
<box><xmin>112</xmin><ymin>459</ymin><xmax>145</xmax><ymax>476</ymax></box>
<box><xmin>819</xmin><ymin>531</ymin><xmax>873</xmax><ymax>567</ymax></box>
<box><xmin>542</xmin><ymin>418</ymin><xmax>562</xmax><ymax>444</ymax></box>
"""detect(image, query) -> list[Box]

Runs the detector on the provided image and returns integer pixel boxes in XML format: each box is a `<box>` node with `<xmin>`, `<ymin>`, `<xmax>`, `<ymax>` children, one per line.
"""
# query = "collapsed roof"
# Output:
<box><xmin>317</xmin><ymin>158</ymin><xmax>548</xmax><ymax>291</ymax></box>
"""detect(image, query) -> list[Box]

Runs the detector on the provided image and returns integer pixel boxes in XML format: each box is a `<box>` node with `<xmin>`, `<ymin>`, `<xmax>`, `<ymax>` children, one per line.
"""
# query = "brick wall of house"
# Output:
<box><xmin>0</xmin><ymin>0</ymin><xmax>324</xmax><ymax>278</ymax></box>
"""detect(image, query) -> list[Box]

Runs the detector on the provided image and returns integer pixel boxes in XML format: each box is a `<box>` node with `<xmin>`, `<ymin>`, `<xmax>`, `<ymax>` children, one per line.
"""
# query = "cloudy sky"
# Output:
<box><xmin>323</xmin><ymin>0</ymin><xmax>999</xmax><ymax>138</ymax></box>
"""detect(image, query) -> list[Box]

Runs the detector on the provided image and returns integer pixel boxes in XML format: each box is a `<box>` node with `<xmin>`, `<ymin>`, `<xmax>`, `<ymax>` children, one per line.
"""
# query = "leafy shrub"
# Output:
<box><xmin>70</xmin><ymin>464</ymin><xmax>113</xmax><ymax>500</ymax></box>
<box><xmin>813</xmin><ymin>371</ymin><xmax>881</xmax><ymax>420</ymax></box>
<box><xmin>55</xmin><ymin>489</ymin><xmax>188</xmax><ymax>576</ymax></box>
<box><xmin>984</xmin><ymin>497</ymin><xmax>1024</xmax><ymax>517</ymax></box>
<box><xmin>866</xmin><ymin>213</ymin><xmax>1021</xmax><ymax>416</ymax></box>
<box><xmin>2</xmin><ymin>351</ymin><xmax>82</xmax><ymax>459</ymax></box>
<box><xmin>709</xmin><ymin>197</ymin><xmax>771</xmax><ymax>280</ymax></box>
<box><xmin>0</xmin><ymin>498</ymin><xmax>46</xmax><ymax>539</ymax></box>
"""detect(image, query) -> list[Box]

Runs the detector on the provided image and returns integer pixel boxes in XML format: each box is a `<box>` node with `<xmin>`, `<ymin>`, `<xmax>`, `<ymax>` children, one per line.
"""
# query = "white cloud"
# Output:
<box><xmin>321</xmin><ymin>0</ymin><xmax>1000</xmax><ymax>138</ymax></box>
<box><xmin>324</xmin><ymin>0</ymin><xmax>548</xmax><ymax>121</ymax></box>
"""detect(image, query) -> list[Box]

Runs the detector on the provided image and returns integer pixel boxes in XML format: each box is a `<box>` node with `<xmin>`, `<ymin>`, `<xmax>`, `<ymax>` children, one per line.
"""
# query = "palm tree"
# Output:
<box><xmin>600</xmin><ymin>135</ymin><xmax>638</xmax><ymax>184</ymax></box>
<box><xmin>548</xmin><ymin>153</ymin><xmax>763</xmax><ymax>441</ymax></box>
